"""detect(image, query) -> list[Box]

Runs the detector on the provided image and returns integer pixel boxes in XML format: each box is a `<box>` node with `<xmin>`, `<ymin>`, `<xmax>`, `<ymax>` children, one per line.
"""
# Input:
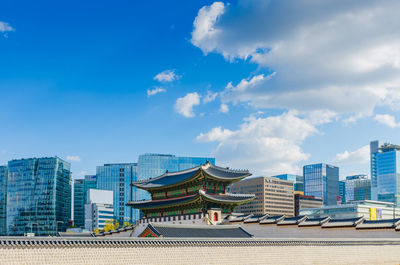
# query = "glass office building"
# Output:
<box><xmin>136</xmin><ymin>154</ymin><xmax>215</xmax><ymax>201</ymax></box>
<box><xmin>6</xmin><ymin>157</ymin><xmax>71</xmax><ymax>236</ymax></box>
<box><xmin>0</xmin><ymin>166</ymin><xmax>7</xmax><ymax>235</ymax></box>
<box><xmin>272</xmin><ymin>174</ymin><xmax>304</xmax><ymax>192</ymax></box>
<box><xmin>74</xmin><ymin>175</ymin><xmax>97</xmax><ymax>228</ymax></box>
<box><xmin>339</xmin><ymin>180</ymin><xmax>346</xmax><ymax>203</ymax></box>
<box><xmin>303</xmin><ymin>163</ymin><xmax>339</xmax><ymax>205</ymax></box>
<box><xmin>370</xmin><ymin>141</ymin><xmax>400</xmax><ymax>205</ymax></box>
<box><xmin>96</xmin><ymin>163</ymin><xmax>138</xmax><ymax>224</ymax></box>
<box><xmin>345</xmin><ymin>175</ymin><xmax>371</xmax><ymax>202</ymax></box>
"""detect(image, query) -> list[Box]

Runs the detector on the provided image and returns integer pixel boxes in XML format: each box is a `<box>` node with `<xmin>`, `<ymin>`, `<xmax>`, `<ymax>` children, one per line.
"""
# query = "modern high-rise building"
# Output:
<box><xmin>370</xmin><ymin>140</ymin><xmax>400</xmax><ymax>204</ymax></box>
<box><xmin>344</xmin><ymin>175</ymin><xmax>371</xmax><ymax>202</ymax></box>
<box><xmin>6</xmin><ymin>157</ymin><xmax>71</xmax><ymax>236</ymax></box>
<box><xmin>272</xmin><ymin>174</ymin><xmax>304</xmax><ymax>192</ymax></box>
<box><xmin>0</xmin><ymin>166</ymin><xmax>7</xmax><ymax>236</ymax></box>
<box><xmin>96</xmin><ymin>163</ymin><xmax>137</xmax><ymax>225</ymax></box>
<box><xmin>73</xmin><ymin>175</ymin><xmax>97</xmax><ymax>228</ymax></box>
<box><xmin>136</xmin><ymin>154</ymin><xmax>215</xmax><ymax>202</ymax></box>
<box><xmin>230</xmin><ymin>176</ymin><xmax>294</xmax><ymax>216</ymax></box>
<box><xmin>303</xmin><ymin>163</ymin><xmax>339</xmax><ymax>205</ymax></box>
<box><xmin>339</xmin><ymin>180</ymin><xmax>346</xmax><ymax>203</ymax></box>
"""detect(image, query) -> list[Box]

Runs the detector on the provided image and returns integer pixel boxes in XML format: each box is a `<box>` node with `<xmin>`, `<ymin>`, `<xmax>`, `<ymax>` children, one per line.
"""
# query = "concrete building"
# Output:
<box><xmin>84</xmin><ymin>189</ymin><xmax>114</xmax><ymax>231</ymax></box>
<box><xmin>303</xmin><ymin>163</ymin><xmax>339</xmax><ymax>205</ymax></box>
<box><xmin>294</xmin><ymin>193</ymin><xmax>323</xmax><ymax>216</ymax></box>
<box><xmin>272</xmin><ymin>174</ymin><xmax>303</xmax><ymax>192</ymax></box>
<box><xmin>300</xmin><ymin>200</ymin><xmax>400</xmax><ymax>220</ymax></box>
<box><xmin>230</xmin><ymin>176</ymin><xmax>294</xmax><ymax>216</ymax></box>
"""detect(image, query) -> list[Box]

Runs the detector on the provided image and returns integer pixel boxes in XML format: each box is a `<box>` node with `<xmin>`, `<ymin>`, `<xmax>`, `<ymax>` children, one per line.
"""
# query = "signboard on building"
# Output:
<box><xmin>370</xmin><ymin>207</ymin><xmax>377</xmax><ymax>220</ymax></box>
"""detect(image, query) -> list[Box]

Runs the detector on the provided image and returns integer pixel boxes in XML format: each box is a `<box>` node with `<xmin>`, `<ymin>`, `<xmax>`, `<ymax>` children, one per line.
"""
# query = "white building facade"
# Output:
<box><xmin>84</xmin><ymin>189</ymin><xmax>114</xmax><ymax>231</ymax></box>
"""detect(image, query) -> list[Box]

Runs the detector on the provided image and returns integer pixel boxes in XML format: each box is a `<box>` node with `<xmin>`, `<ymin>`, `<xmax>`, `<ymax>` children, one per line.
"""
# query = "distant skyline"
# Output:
<box><xmin>1</xmin><ymin>0</ymin><xmax>400</xmax><ymax>179</ymax></box>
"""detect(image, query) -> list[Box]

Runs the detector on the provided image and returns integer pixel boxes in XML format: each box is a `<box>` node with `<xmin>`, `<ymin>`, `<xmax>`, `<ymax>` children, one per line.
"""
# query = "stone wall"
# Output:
<box><xmin>1</xmin><ymin>238</ymin><xmax>400</xmax><ymax>264</ymax></box>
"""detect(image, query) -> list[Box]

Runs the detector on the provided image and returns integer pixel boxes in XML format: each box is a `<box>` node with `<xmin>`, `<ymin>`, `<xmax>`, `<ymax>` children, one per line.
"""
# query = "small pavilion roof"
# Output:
<box><xmin>131</xmin><ymin>161</ymin><xmax>251</xmax><ymax>191</ymax></box>
<box><xmin>140</xmin><ymin>223</ymin><xmax>253</xmax><ymax>238</ymax></box>
<box><xmin>244</xmin><ymin>214</ymin><xmax>269</xmax><ymax>223</ymax></box>
<box><xmin>298</xmin><ymin>216</ymin><xmax>330</xmax><ymax>227</ymax></box>
<box><xmin>321</xmin><ymin>217</ymin><xmax>364</xmax><ymax>228</ymax></box>
<box><xmin>277</xmin><ymin>216</ymin><xmax>307</xmax><ymax>226</ymax></box>
<box><xmin>356</xmin><ymin>218</ymin><xmax>400</xmax><ymax>229</ymax></box>
<box><xmin>259</xmin><ymin>215</ymin><xmax>285</xmax><ymax>224</ymax></box>
<box><xmin>127</xmin><ymin>190</ymin><xmax>255</xmax><ymax>210</ymax></box>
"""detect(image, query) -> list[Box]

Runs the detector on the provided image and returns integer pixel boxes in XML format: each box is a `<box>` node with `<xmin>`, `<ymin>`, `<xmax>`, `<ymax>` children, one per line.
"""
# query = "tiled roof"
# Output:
<box><xmin>131</xmin><ymin>162</ymin><xmax>251</xmax><ymax>190</ymax></box>
<box><xmin>127</xmin><ymin>194</ymin><xmax>199</xmax><ymax>209</ymax></box>
<box><xmin>277</xmin><ymin>216</ymin><xmax>307</xmax><ymax>225</ymax></box>
<box><xmin>144</xmin><ymin>223</ymin><xmax>253</xmax><ymax>238</ymax></box>
<box><xmin>321</xmin><ymin>217</ymin><xmax>364</xmax><ymax>228</ymax></box>
<box><xmin>298</xmin><ymin>217</ymin><xmax>330</xmax><ymax>227</ymax></box>
<box><xmin>244</xmin><ymin>214</ymin><xmax>269</xmax><ymax>223</ymax></box>
<box><xmin>259</xmin><ymin>215</ymin><xmax>285</xmax><ymax>224</ymax></box>
<box><xmin>356</xmin><ymin>218</ymin><xmax>400</xmax><ymax>229</ymax></box>
<box><xmin>128</xmin><ymin>190</ymin><xmax>255</xmax><ymax>210</ymax></box>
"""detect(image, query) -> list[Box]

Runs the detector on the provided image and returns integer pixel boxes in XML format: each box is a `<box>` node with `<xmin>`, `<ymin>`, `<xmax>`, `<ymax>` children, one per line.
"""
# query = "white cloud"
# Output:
<box><xmin>154</xmin><ymin>70</ymin><xmax>181</xmax><ymax>82</ymax></box>
<box><xmin>0</xmin><ymin>21</ymin><xmax>14</xmax><ymax>33</ymax></box>
<box><xmin>147</xmin><ymin>87</ymin><xmax>166</xmax><ymax>97</ymax></box>
<box><xmin>0</xmin><ymin>21</ymin><xmax>15</xmax><ymax>37</ymax></box>
<box><xmin>219</xmin><ymin>103</ymin><xmax>229</xmax><ymax>113</ymax></box>
<box><xmin>191</xmin><ymin>1</ymin><xmax>400</xmax><ymax>117</ymax></box>
<box><xmin>374</xmin><ymin>114</ymin><xmax>400</xmax><ymax>128</ymax></box>
<box><xmin>174</xmin><ymin>92</ymin><xmax>201</xmax><ymax>118</ymax></box>
<box><xmin>334</xmin><ymin>145</ymin><xmax>370</xmax><ymax>165</ymax></box>
<box><xmin>196</xmin><ymin>111</ymin><xmax>317</xmax><ymax>175</ymax></box>
<box><xmin>66</xmin><ymin>156</ymin><xmax>81</xmax><ymax>162</ymax></box>
<box><xmin>203</xmin><ymin>90</ymin><xmax>218</xmax><ymax>103</ymax></box>
<box><xmin>191</xmin><ymin>2</ymin><xmax>225</xmax><ymax>54</ymax></box>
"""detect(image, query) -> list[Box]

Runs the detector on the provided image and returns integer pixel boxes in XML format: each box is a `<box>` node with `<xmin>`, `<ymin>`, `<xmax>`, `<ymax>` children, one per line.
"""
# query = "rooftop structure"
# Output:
<box><xmin>139</xmin><ymin>223</ymin><xmax>253</xmax><ymax>238</ymax></box>
<box><xmin>128</xmin><ymin>161</ymin><xmax>254</xmax><ymax>222</ymax></box>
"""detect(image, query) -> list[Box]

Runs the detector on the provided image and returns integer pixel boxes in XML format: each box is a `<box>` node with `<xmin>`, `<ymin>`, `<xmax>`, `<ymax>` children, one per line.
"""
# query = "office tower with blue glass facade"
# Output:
<box><xmin>339</xmin><ymin>180</ymin><xmax>346</xmax><ymax>203</ymax></box>
<box><xmin>96</xmin><ymin>163</ymin><xmax>138</xmax><ymax>224</ymax></box>
<box><xmin>303</xmin><ymin>163</ymin><xmax>339</xmax><ymax>205</ymax></box>
<box><xmin>6</xmin><ymin>157</ymin><xmax>71</xmax><ymax>236</ymax></box>
<box><xmin>272</xmin><ymin>174</ymin><xmax>304</xmax><ymax>192</ymax></box>
<box><xmin>344</xmin><ymin>175</ymin><xmax>371</xmax><ymax>202</ymax></box>
<box><xmin>136</xmin><ymin>154</ymin><xmax>215</xmax><ymax>201</ymax></box>
<box><xmin>370</xmin><ymin>140</ymin><xmax>400</xmax><ymax>205</ymax></box>
<box><xmin>0</xmin><ymin>166</ymin><xmax>7</xmax><ymax>236</ymax></box>
<box><xmin>74</xmin><ymin>175</ymin><xmax>97</xmax><ymax>228</ymax></box>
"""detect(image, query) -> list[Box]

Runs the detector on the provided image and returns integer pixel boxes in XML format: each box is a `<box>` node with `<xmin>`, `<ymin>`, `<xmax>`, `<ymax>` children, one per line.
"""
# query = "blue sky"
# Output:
<box><xmin>1</xmin><ymin>0</ymin><xmax>400</xmax><ymax>179</ymax></box>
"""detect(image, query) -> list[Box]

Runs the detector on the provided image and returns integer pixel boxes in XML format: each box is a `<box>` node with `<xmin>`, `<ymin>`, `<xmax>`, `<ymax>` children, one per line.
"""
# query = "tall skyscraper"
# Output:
<box><xmin>0</xmin><ymin>166</ymin><xmax>7</xmax><ymax>236</ymax></box>
<box><xmin>73</xmin><ymin>179</ymin><xmax>85</xmax><ymax>228</ymax></box>
<box><xmin>272</xmin><ymin>174</ymin><xmax>304</xmax><ymax>192</ymax></box>
<box><xmin>74</xmin><ymin>175</ymin><xmax>97</xmax><ymax>228</ymax></box>
<box><xmin>136</xmin><ymin>154</ymin><xmax>215</xmax><ymax>202</ymax></box>
<box><xmin>6</xmin><ymin>157</ymin><xmax>71</xmax><ymax>236</ymax></box>
<box><xmin>96</xmin><ymin>163</ymin><xmax>138</xmax><ymax>224</ymax></box>
<box><xmin>370</xmin><ymin>140</ymin><xmax>400</xmax><ymax>204</ymax></box>
<box><xmin>303</xmin><ymin>163</ymin><xmax>339</xmax><ymax>205</ymax></box>
<box><xmin>339</xmin><ymin>180</ymin><xmax>346</xmax><ymax>203</ymax></box>
<box><xmin>344</xmin><ymin>175</ymin><xmax>371</xmax><ymax>202</ymax></box>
